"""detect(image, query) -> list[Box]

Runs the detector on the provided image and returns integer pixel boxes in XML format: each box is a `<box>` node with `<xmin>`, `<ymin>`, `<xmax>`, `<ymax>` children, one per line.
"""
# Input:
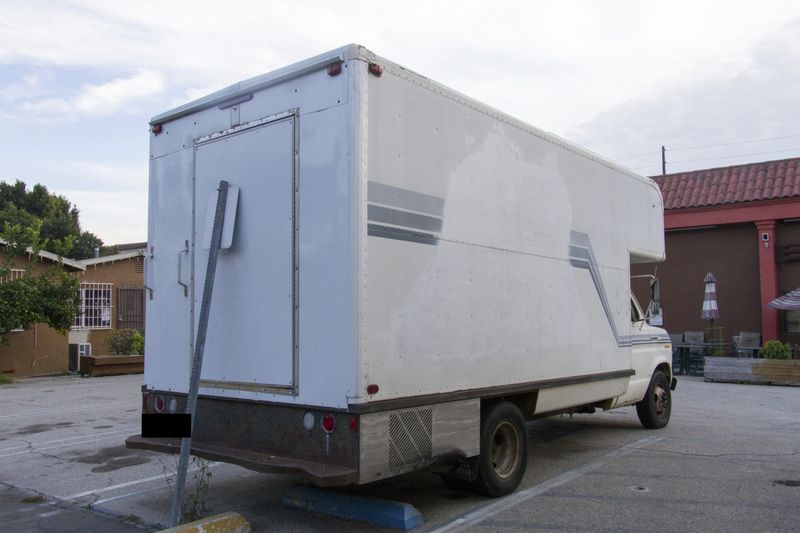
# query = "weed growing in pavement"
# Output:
<box><xmin>0</xmin><ymin>373</ymin><xmax>13</xmax><ymax>384</ymax></box>
<box><xmin>121</xmin><ymin>514</ymin><xmax>141</xmax><ymax>524</ymax></box>
<box><xmin>21</xmin><ymin>495</ymin><xmax>45</xmax><ymax>503</ymax></box>
<box><xmin>158</xmin><ymin>455</ymin><xmax>213</xmax><ymax>523</ymax></box>
<box><xmin>182</xmin><ymin>457</ymin><xmax>212</xmax><ymax>523</ymax></box>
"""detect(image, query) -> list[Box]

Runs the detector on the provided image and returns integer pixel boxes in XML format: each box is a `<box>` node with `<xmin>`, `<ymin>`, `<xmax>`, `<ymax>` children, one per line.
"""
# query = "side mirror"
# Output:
<box><xmin>649</xmin><ymin>278</ymin><xmax>661</xmax><ymax>315</ymax></box>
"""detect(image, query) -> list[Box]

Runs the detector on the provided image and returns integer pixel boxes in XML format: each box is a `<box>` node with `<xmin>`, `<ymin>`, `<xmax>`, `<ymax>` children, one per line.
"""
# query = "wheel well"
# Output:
<box><xmin>481</xmin><ymin>391</ymin><xmax>538</xmax><ymax>420</ymax></box>
<box><xmin>656</xmin><ymin>361</ymin><xmax>671</xmax><ymax>381</ymax></box>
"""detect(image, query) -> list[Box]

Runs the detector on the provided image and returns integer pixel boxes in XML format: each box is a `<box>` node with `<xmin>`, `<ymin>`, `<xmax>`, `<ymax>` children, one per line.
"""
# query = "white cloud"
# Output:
<box><xmin>73</xmin><ymin>70</ymin><xmax>163</xmax><ymax>114</ymax></box>
<box><xmin>4</xmin><ymin>1</ymin><xmax>800</xmax><ymax>132</ymax></box>
<box><xmin>0</xmin><ymin>73</ymin><xmax>41</xmax><ymax>99</ymax></box>
<box><xmin>2</xmin><ymin>0</ymin><xmax>800</xmax><ymax>242</ymax></box>
<box><xmin>20</xmin><ymin>97</ymin><xmax>72</xmax><ymax>115</ymax></box>
<box><xmin>59</xmin><ymin>189</ymin><xmax>147</xmax><ymax>244</ymax></box>
<box><xmin>15</xmin><ymin>70</ymin><xmax>164</xmax><ymax>121</ymax></box>
<box><xmin>566</xmin><ymin>16</ymin><xmax>800</xmax><ymax>175</ymax></box>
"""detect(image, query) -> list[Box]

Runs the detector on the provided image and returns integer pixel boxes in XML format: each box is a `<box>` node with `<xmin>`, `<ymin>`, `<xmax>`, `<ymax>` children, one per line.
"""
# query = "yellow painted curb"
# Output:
<box><xmin>158</xmin><ymin>511</ymin><xmax>251</xmax><ymax>533</ymax></box>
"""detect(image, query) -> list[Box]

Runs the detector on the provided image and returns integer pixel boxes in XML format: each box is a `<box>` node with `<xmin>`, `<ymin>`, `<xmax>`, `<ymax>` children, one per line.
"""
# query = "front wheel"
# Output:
<box><xmin>636</xmin><ymin>370</ymin><xmax>671</xmax><ymax>429</ymax></box>
<box><xmin>473</xmin><ymin>402</ymin><xmax>528</xmax><ymax>496</ymax></box>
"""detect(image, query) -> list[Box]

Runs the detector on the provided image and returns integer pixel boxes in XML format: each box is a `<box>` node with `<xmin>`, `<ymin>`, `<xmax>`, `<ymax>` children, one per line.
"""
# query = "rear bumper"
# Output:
<box><xmin>126</xmin><ymin>435</ymin><xmax>358</xmax><ymax>486</ymax></box>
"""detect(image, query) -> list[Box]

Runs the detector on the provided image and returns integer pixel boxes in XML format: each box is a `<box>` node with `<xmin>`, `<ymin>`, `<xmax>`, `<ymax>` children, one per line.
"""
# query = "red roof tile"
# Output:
<box><xmin>651</xmin><ymin>157</ymin><xmax>800</xmax><ymax>210</ymax></box>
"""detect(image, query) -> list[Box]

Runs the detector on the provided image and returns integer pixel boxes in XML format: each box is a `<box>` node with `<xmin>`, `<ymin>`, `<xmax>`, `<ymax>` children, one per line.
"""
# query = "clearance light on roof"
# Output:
<box><xmin>327</xmin><ymin>62</ymin><xmax>342</xmax><ymax>76</ymax></box>
<box><xmin>151</xmin><ymin>124</ymin><xmax>163</xmax><ymax>135</ymax></box>
<box><xmin>368</xmin><ymin>63</ymin><xmax>383</xmax><ymax>77</ymax></box>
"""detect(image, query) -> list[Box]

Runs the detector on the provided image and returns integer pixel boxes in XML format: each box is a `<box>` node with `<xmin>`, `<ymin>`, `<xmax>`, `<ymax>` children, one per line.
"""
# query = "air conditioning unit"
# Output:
<box><xmin>78</xmin><ymin>343</ymin><xmax>92</xmax><ymax>357</ymax></box>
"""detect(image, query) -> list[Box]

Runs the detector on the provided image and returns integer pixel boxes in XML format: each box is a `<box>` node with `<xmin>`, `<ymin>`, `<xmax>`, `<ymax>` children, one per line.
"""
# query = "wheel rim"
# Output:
<box><xmin>490</xmin><ymin>421</ymin><xmax>521</xmax><ymax>479</ymax></box>
<box><xmin>654</xmin><ymin>384</ymin><xmax>670</xmax><ymax>417</ymax></box>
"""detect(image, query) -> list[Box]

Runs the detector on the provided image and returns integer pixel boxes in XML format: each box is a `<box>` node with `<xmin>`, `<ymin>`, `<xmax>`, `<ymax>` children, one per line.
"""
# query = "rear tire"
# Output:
<box><xmin>636</xmin><ymin>371</ymin><xmax>671</xmax><ymax>429</ymax></box>
<box><xmin>473</xmin><ymin>402</ymin><xmax>528</xmax><ymax>496</ymax></box>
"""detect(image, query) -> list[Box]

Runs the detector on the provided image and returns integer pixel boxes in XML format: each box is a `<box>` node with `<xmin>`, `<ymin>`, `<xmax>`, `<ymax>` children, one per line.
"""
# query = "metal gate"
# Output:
<box><xmin>118</xmin><ymin>287</ymin><xmax>145</xmax><ymax>331</ymax></box>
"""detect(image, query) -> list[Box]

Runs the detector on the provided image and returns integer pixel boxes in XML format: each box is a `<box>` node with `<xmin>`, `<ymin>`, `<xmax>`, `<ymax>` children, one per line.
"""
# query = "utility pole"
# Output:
<box><xmin>661</xmin><ymin>145</ymin><xmax>666</xmax><ymax>175</ymax></box>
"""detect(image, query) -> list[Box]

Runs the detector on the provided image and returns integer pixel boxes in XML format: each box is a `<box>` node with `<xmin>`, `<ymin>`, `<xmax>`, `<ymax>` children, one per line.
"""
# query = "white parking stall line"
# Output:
<box><xmin>0</xmin><ymin>427</ymin><xmax>139</xmax><ymax>453</ymax></box>
<box><xmin>90</xmin><ymin>486</ymin><xmax>165</xmax><ymax>507</ymax></box>
<box><xmin>0</xmin><ymin>432</ymin><xmax>139</xmax><ymax>459</ymax></box>
<box><xmin>60</xmin><ymin>461</ymin><xmax>223</xmax><ymax>501</ymax></box>
<box><xmin>0</xmin><ymin>402</ymin><xmax>134</xmax><ymax>420</ymax></box>
<box><xmin>428</xmin><ymin>435</ymin><xmax>664</xmax><ymax>533</ymax></box>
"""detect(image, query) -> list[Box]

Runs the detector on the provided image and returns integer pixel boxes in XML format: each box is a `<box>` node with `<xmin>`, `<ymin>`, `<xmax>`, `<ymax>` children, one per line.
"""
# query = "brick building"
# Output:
<box><xmin>69</xmin><ymin>248</ymin><xmax>146</xmax><ymax>357</ymax></box>
<box><xmin>0</xmin><ymin>246</ymin><xmax>85</xmax><ymax>377</ymax></box>
<box><xmin>633</xmin><ymin>157</ymin><xmax>800</xmax><ymax>345</ymax></box>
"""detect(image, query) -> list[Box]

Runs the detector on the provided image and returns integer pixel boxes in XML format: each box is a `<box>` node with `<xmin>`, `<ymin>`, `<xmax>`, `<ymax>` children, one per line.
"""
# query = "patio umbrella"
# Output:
<box><xmin>767</xmin><ymin>287</ymin><xmax>800</xmax><ymax>310</ymax></box>
<box><xmin>702</xmin><ymin>272</ymin><xmax>719</xmax><ymax>337</ymax></box>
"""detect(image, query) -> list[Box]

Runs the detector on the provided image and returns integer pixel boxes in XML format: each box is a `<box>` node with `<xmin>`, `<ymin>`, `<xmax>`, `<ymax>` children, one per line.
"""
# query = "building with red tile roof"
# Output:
<box><xmin>657</xmin><ymin>157</ymin><xmax>800</xmax><ymax>210</ymax></box>
<box><xmin>633</xmin><ymin>157</ymin><xmax>800</xmax><ymax>349</ymax></box>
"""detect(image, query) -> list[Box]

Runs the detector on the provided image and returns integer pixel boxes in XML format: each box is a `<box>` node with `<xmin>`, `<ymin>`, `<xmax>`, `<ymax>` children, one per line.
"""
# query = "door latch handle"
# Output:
<box><xmin>177</xmin><ymin>240</ymin><xmax>189</xmax><ymax>297</ymax></box>
<box><xmin>144</xmin><ymin>245</ymin><xmax>155</xmax><ymax>300</ymax></box>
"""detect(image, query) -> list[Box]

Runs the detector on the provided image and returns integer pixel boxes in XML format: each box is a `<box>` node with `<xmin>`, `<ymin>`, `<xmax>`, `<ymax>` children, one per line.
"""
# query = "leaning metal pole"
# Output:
<box><xmin>169</xmin><ymin>180</ymin><xmax>229</xmax><ymax>527</ymax></box>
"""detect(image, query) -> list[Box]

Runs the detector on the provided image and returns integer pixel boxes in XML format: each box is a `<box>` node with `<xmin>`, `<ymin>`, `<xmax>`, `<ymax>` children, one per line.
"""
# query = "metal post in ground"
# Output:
<box><xmin>169</xmin><ymin>180</ymin><xmax>229</xmax><ymax>527</ymax></box>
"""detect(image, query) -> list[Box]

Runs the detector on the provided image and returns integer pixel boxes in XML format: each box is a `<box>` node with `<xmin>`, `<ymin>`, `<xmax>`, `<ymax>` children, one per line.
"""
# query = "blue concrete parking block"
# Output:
<box><xmin>283</xmin><ymin>485</ymin><xmax>423</xmax><ymax>530</ymax></box>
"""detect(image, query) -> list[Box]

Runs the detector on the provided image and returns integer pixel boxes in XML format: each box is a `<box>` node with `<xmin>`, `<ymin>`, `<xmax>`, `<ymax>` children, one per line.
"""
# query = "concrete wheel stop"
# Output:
<box><xmin>283</xmin><ymin>485</ymin><xmax>424</xmax><ymax>530</ymax></box>
<box><xmin>158</xmin><ymin>511</ymin><xmax>251</xmax><ymax>532</ymax></box>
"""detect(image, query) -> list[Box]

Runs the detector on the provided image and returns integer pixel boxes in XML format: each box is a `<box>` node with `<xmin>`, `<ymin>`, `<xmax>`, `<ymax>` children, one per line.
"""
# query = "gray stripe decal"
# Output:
<box><xmin>368</xmin><ymin>182</ymin><xmax>445</xmax><ymax>217</ymax></box>
<box><xmin>368</xmin><ymin>205</ymin><xmax>443</xmax><ymax>233</ymax></box>
<box><xmin>569</xmin><ymin>233</ymin><xmax>671</xmax><ymax>348</ymax></box>
<box><xmin>619</xmin><ymin>335</ymin><xmax>671</xmax><ymax>347</ymax></box>
<box><xmin>368</xmin><ymin>224</ymin><xmax>438</xmax><ymax>246</ymax></box>
<box><xmin>569</xmin><ymin>231</ymin><xmax>623</xmax><ymax>346</ymax></box>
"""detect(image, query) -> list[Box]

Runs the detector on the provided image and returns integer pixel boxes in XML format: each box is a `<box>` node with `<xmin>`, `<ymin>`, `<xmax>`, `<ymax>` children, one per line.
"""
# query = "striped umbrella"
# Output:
<box><xmin>767</xmin><ymin>287</ymin><xmax>800</xmax><ymax>310</ymax></box>
<box><xmin>702</xmin><ymin>272</ymin><xmax>719</xmax><ymax>335</ymax></box>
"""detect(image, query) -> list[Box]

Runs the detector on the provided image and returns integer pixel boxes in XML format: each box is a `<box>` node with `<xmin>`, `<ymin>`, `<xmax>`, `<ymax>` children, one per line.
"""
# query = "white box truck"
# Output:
<box><xmin>127</xmin><ymin>44</ymin><xmax>675</xmax><ymax>496</ymax></box>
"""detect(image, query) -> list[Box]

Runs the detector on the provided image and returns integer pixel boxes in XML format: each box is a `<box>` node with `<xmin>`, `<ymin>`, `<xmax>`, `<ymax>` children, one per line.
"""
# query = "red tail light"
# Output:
<box><xmin>348</xmin><ymin>416</ymin><xmax>358</xmax><ymax>433</ymax></box>
<box><xmin>321</xmin><ymin>414</ymin><xmax>335</xmax><ymax>433</ymax></box>
<box><xmin>154</xmin><ymin>395</ymin><xmax>165</xmax><ymax>413</ymax></box>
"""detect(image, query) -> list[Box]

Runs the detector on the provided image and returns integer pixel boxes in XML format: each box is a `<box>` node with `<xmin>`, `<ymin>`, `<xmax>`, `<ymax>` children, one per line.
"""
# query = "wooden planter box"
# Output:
<box><xmin>704</xmin><ymin>357</ymin><xmax>800</xmax><ymax>386</ymax></box>
<box><xmin>80</xmin><ymin>355</ymin><xmax>144</xmax><ymax>377</ymax></box>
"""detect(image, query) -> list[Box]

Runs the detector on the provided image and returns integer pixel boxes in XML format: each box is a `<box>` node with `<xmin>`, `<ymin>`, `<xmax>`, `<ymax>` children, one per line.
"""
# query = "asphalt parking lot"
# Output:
<box><xmin>1</xmin><ymin>373</ymin><xmax>798</xmax><ymax>532</ymax></box>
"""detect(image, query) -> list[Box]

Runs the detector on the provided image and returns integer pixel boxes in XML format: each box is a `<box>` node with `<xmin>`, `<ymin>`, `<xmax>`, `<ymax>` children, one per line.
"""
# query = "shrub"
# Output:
<box><xmin>130</xmin><ymin>331</ymin><xmax>144</xmax><ymax>355</ymax></box>
<box><xmin>759</xmin><ymin>340</ymin><xmax>791</xmax><ymax>360</ymax></box>
<box><xmin>107</xmin><ymin>329</ymin><xmax>145</xmax><ymax>355</ymax></box>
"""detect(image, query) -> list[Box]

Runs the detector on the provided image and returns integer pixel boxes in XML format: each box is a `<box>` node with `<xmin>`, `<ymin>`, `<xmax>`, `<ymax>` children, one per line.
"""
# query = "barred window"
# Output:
<box><xmin>74</xmin><ymin>282</ymin><xmax>113</xmax><ymax>329</ymax></box>
<box><xmin>5</xmin><ymin>270</ymin><xmax>26</xmax><ymax>331</ymax></box>
<box><xmin>2</xmin><ymin>269</ymin><xmax>25</xmax><ymax>283</ymax></box>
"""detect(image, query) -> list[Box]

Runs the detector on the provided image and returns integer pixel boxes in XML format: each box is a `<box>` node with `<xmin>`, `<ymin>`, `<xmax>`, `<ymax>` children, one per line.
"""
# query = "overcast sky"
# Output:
<box><xmin>1</xmin><ymin>1</ymin><xmax>799</xmax><ymax>245</ymax></box>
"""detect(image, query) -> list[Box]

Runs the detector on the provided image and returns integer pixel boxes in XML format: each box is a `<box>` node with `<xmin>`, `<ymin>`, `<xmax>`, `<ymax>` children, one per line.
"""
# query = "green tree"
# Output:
<box><xmin>0</xmin><ymin>222</ymin><xmax>79</xmax><ymax>342</ymax></box>
<box><xmin>0</xmin><ymin>180</ymin><xmax>106</xmax><ymax>260</ymax></box>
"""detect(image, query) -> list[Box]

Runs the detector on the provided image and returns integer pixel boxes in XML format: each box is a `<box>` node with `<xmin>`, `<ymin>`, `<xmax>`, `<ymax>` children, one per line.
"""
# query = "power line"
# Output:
<box><xmin>669</xmin><ymin>147</ymin><xmax>800</xmax><ymax>165</ymax></box>
<box><xmin>669</xmin><ymin>133</ymin><xmax>800</xmax><ymax>152</ymax></box>
<box><xmin>615</xmin><ymin>132</ymin><xmax>800</xmax><ymax>162</ymax></box>
<box><xmin>630</xmin><ymin>146</ymin><xmax>800</xmax><ymax>173</ymax></box>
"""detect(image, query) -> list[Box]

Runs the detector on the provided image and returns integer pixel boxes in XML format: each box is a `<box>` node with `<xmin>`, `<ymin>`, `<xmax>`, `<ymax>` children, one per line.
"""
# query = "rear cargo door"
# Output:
<box><xmin>193</xmin><ymin>113</ymin><xmax>297</xmax><ymax>393</ymax></box>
